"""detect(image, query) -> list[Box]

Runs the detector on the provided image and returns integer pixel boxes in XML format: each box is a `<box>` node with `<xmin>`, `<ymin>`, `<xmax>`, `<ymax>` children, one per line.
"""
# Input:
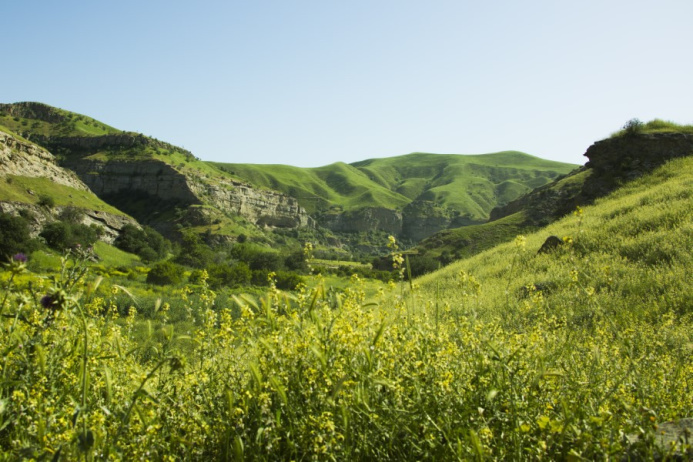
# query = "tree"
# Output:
<box><xmin>115</xmin><ymin>224</ymin><xmax>169</xmax><ymax>262</ymax></box>
<box><xmin>40</xmin><ymin>221</ymin><xmax>99</xmax><ymax>251</ymax></box>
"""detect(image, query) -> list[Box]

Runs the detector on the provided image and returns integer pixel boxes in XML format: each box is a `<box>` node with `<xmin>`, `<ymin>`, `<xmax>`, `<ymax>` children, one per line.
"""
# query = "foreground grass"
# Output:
<box><xmin>0</xmin><ymin>158</ymin><xmax>691</xmax><ymax>460</ymax></box>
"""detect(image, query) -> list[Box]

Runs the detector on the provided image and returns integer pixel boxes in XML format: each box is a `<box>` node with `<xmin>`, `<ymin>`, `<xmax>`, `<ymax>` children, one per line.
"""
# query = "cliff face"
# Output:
<box><xmin>196</xmin><ymin>180</ymin><xmax>315</xmax><ymax>229</ymax></box>
<box><xmin>316</xmin><ymin>202</ymin><xmax>482</xmax><ymax>242</ymax></box>
<box><xmin>582</xmin><ymin>132</ymin><xmax>693</xmax><ymax>197</ymax></box>
<box><xmin>0</xmin><ymin>130</ymin><xmax>88</xmax><ymax>190</ymax></box>
<box><xmin>490</xmin><ymin>132</ymin><xmax>693</xmax><ymax>224</ymax></box>
<box><xmin>320</xmin><ymin>207</ymin><xmax>403</xmax><ymax>235</ymax></box>
<box><xmin>63</xmin><ymin>153</ymin><xmax>314</xmax><ymax>231</ymax></box>
<box><xmin>0</xmin><ymin>130</ymin><xmax>139</xmax><ymax>242</ymax></box>
<box><xmin>401</xmin><ymin>201</ymin><xmax>479</xmax><ymax>242</ymax></box>
<box><xmin>67</xmin><ymin>159</ymin><xmax>201</xmax><ymax>204</ymax></box>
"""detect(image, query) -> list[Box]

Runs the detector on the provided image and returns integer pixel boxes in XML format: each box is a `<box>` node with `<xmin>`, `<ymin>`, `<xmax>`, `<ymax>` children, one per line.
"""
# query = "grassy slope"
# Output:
<box><xmin>0</xmin><ymin>175</ymin><xmax>128</xmax><ymax>215</ymax></box>
<box><xmin>214</xmin><ymin>151</ymin><xmax>576</xmax><ymax>219</ymax></box>
<box><xmin>417</xmin><ymin>210</ymin><xmax>533</xmax><ymax>259</ymax></box>
<box><xmin>418</xmin><ymin>155</ymin><xmax>693</xmax><ymax>327</ymax></box>
<box><xmin>0</xmin><ymin>106</ymin><xmax>120</xmax><ymax>137</ymax></box>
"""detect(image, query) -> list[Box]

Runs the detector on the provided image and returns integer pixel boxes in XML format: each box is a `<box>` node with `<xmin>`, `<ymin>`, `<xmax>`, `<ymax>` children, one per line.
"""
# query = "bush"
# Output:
<box><xmin>40</xmin><ymin>221</ymin><xmax>99</xmax><ymax>251</ymax></box>
<box><xmin>174</xmin><ymin>231</ymin><xmax>214</xmax><ymax>268</ymax></box>
<box><xmin>406</xmin><ymin>254</ymin><xmax>440</xmax><ymax>278</ymax></box>
<box><xmin>37</xmin><ymin>194</ymin><xmax>55</xmax><ymax>208</ymax></box>
<box><xmin>208</xmin><ymin>262</ymin><xmax>252</xmax><ymax>289</ymax></box>
<box><xmin>58</xmin><ymin>206</ymin><xmax>84</xmax><ymax>224</ymax></box>
<box><xmin>622</xmin><ymin>118</ymin><xmax>644</xmax><ymax>136</ymax></box>
<box><xmin>0</xmin><ymin>212</ymin><xmax>37</xmax><ymax>259</ymax></box>
<box><xmin>146</xmin><ymin>260</ymin><xmax>184</xmax><ymax>286</ymax></box>
<box><xmin>115</xmin><ymin>224</ymin><xmax>169</xmax><ymax>262</ymax></box>
<box><xmin>275</xmin><ymin>271</ymin><xmax>304</xmax><ymax>290</ymax></box>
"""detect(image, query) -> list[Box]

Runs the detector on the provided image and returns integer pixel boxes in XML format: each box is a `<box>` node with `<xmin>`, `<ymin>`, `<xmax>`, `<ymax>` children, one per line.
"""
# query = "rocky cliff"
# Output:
<box><xmin>581</xmin><ymin>132</ymin><xmax>693</xmax><ymax>198</ymax></box>
<box><xmin>59</xmin><ymin>144</ymin><xmax>314</xmax><ymax>231</ymax></box>
<box><xmin>320</xmin><ymin>207</ymin><xmax>403</xmax><ymax>235</ymax></box>
<box><xmin>0</xmin><ymin>130</ymin><xmax>88</xmax><ymax>190</ymax></box>
<box><xmin>0</xmin><ymin>129</ymin><xmax>139</xmax><ymax>242</ymax></box>
<box><xmin>490</xmin><ymin>132</ymin><xmax>693</xmax><ymax>224</ymax></box>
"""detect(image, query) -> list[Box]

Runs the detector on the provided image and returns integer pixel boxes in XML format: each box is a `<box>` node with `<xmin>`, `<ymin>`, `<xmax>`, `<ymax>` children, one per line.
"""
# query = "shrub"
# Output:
<box><xmin>174</xmin><ymin>231</ymin><xmax>214</xmax><ymax>268</ymax></box>
<box><xmin>58</xmin><ymin>206</ymin><xmax>84</xmax><ymax>224</ymax></box>
<box><xmin>0</xmin><ymin>212</ymin><xmax>37</xmax><ymax>259</ymax></box>
<box><xmin>115</xmin><ymin>224</ymin><xmax>169</xmax><ymax>262</ymax></box>
<box><xmin>40</xmin><ymin>221</ymin><xmax>99</xmax><ymax>251</ymax></box>
<box><xmin>146</xmin><ymin>260</ymin><xmax>184</xmax><ymax>285</ymax></box>
<box><xmin>275</xmin><ymin>271</ymin><xmax>304</xmax><ymax>290</ymax></box>
<box><xmin>37</xmin><ymin>194</ymin><xmax>55</xmax><ymax>208</ymax></box>
<box><xmin>208</xmin><ymin>262</ymin><xmax>252</xmax><ymax>289</ymax></box>
<box><xmin>622</xmin><ymin>118</ymin><xmax>643</xmax><ymax>136</ymax></box>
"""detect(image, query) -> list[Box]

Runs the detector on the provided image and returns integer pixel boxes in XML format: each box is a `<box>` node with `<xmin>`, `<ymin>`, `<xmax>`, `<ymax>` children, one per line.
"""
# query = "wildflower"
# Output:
<box><xmin>40</xmin><ymin>289</ymin><xmax>69</xmax><ymax>311</ymax></box>
<box><xmin>40</xmin><ymin>294</ymin><xmax>55</xmax><ymax>309</ymax></box>
<box><xmin>12</xmin><ymin>253</ymin><xmax>28</xmax><ymax>263</ymax></box>
<box><xmin>4</xmin><ymin>253</ymin><xmax>28</xmax><ymax>274</ymax></box>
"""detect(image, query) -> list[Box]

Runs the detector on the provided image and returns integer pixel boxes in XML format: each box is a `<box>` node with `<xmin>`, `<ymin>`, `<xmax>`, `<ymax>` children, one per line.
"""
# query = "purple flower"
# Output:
<box><xmin>40</xmin><ymin>294</ymin><xmax>55</xmax><ymax>309</ymax></box>
<box><xmin>12</xmin><ymin>253</ymin><xmax>27</xmax><ymax>263</ymax></box>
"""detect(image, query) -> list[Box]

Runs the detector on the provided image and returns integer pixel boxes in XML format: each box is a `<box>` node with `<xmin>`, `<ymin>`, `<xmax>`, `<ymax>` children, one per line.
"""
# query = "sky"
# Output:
<box><xmin>3</xmin><ymin>0</ymin><xmax>692</xmax><ymax>167</ymax></box>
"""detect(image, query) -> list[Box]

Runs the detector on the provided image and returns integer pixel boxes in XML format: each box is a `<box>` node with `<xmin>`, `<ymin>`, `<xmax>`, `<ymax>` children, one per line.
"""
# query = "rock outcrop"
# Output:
<box><xmin>490</xmin><ymin>132</ymin><xmax>693</xmax><ymax>228</ymax></box>
<box><xmin>0</xmin><ymin>129</ymin><xmax>139</xmax><ymax>242</ymax></box>
<box><xmin>402</xmin><ymin>201</ymin><xmax>479</xmax><ymax>242</ymax></box>
<box><xmin>196</xmin><ymin>180</ymin><xmax>315</xmax><ymax>229</ymax></box>
<box><xmin>0</xmin><ymin>130</ymin><xmax>89</xmax><ymax>191</ymax></box>
<box><xmin>581</xmin><ymin>132</ymin><xmax>693</xmax><ymax>200</ymax></box>
<box><xmin>63</xmin><ymin>155</ymin><xmax>314</xmax><ymax>231</ymax></box>
<box><xmin>319</xmin><ymin>207</ymin><xmax>402</xmax><ymax>235</ymax></box>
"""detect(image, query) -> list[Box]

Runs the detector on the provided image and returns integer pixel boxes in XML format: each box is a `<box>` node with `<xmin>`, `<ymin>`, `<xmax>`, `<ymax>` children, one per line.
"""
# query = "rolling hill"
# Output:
<box><xmin>2</xmin><ymin>101</ymin><xmax>577</xmax><ymax>250</ymax></box>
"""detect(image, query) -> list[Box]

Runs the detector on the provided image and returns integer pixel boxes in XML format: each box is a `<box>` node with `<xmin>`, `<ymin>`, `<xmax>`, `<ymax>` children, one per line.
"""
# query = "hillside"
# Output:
<box><xmin>415</xmin><ymin>121</ymin><xmax>693</xmax><ymax>263</ymax></box>
<box><xmin>0</xmin><ymin>102</ymin><xmax>314</xmax><ymax>243</ymax></box>
<box><xmin>214</xmin><ymin>151</ymin><xmax>576</xmax><ymax>241</ymax></box>
<box><xmin>2</xmin><ymin>101</ymin><xmax>577</xmax><ymax>250</ymax></box>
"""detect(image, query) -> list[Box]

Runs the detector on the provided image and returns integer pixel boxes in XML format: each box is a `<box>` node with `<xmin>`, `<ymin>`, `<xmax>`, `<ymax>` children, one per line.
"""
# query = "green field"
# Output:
<box><xmin>1</xmin><ymin>152</ymin><xmax>690</xmax><ymax>459</ymax></box>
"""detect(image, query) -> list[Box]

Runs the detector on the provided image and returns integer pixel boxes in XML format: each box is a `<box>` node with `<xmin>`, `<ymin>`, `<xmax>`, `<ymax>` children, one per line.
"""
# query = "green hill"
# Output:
<box><xmin>215</xmin><ymin>152</ymin><xmax>576</xmax><ymax>221</ymax></box>
<box><xmin>414</xmin><ymin>122</ymin><xmax>693</xmax><ymax>264</ymax></box>
<box><xmin>214</xmin><ymin>152</ymin><xmax>576</xmax><ymax>246</ymax></box>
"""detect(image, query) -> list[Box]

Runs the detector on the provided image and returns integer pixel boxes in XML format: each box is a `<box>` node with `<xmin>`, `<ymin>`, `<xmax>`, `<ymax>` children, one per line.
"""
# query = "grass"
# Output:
<box><xmin>417</xmin><ymin>210</ymin><xmax>534</xmax><ymax>259</ymax></box>
<box><xmin>0</xmin><ymin>175</ymin><xmax>129</xmax><ymax>216</ymax></box>
<box><xmin>0</xmin><ymin>154</ymin><xmax>690</xmax><ymax>459</ymax></box>
<box><xmin>0</xmin><ymin>103</ymin><xmax>120</xmax><ymax>138</ymax></box>
<box><xmin>610</xmin><ymin>118</ymin><xmax>693</xmax><ymax>137</ymax></box>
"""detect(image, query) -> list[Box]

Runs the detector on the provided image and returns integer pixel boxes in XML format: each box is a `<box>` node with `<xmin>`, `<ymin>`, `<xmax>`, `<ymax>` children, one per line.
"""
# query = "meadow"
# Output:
<box><xmin>1</xmin><ymin>156</ymin><xmax>692</xmax><ymax>460</ymax></box>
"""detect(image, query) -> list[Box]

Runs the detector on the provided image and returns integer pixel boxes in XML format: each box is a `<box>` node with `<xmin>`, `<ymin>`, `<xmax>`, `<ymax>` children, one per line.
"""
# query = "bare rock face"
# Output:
<box><xmin>0</xmin><ymin>130</ymin><xmax>88</xmax><ymax>190</ymax></box>
<box><xmin>319</xmin><ymin>207</ymin><xmax>403</xmax><ymax>235</ymax></box>
<box><xmin>193</xmin><ymin>180</ymin><xmax>315</xmax><ymax>229</ymax></box>
<box><xmin>0</xmin><ymin>130</ymin><xmax>139</xmax><ymax>243</ymax></box>
<box><xmin>582</xmin><ymin>132</ymin><xmax>693</xmax><ymax>199</ymax></box>
<box><xmin>65</xmin><ymin>156</ymin><xmax>315</xmax><ymax>230</ymax></box>
<box><xmin>72</xmin><ymin>160</ymin><xmax>201</xmax><ymax>204</ymax></box>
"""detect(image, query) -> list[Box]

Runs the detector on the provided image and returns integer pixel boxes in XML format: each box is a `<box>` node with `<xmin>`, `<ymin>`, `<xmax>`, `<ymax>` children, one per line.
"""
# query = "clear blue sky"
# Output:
<box><xmin>3</xmin><ymin>0</ymin><xmax>692</xmax><ymax>167</ymax></box>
